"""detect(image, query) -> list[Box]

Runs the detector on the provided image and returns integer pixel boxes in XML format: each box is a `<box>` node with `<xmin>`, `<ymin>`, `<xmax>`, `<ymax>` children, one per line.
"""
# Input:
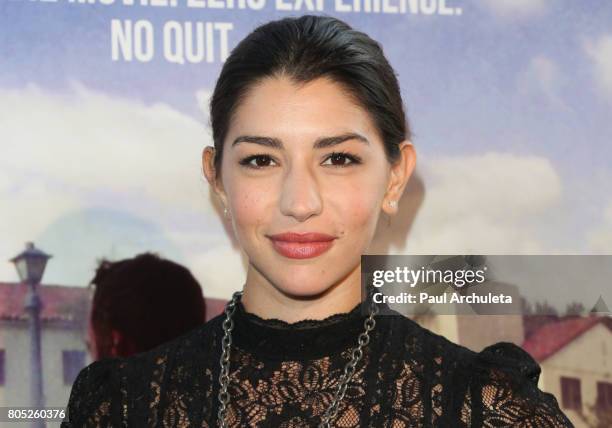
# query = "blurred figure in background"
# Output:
<box><xmin>86</xmin><ymin>252</ymin><xmax>206</xmax><ymax>359</ymax></box>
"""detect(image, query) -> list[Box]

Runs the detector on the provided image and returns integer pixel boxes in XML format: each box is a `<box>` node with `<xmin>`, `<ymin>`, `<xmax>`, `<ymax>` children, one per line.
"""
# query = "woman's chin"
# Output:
<box><xmin>274</xmin><ymin>279</ymin><xmax>335</xmax><ymax>299</ymax></box>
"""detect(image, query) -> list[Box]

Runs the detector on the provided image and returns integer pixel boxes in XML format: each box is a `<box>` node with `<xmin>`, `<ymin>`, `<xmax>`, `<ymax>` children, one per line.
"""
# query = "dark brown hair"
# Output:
<box><xmin>89</xmin><ymin>252</ymin><xmax>205</xmax><ymax>358</ymax></box>
<box><xmin>209</xmin><ymin>14</ymin><xmax>410</xmax><ymax>178</ymax></box>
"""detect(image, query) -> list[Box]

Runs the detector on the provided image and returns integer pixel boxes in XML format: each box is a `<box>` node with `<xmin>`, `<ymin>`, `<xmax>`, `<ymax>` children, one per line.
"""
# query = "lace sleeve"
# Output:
<box><xmin>470</xmin><ymin>342</ymin><xmax>574</xmax><ymax>428</ymax></box>
<box><xmin>60</xmin><ymin>357</ymin><xmax>124</xmax><ymax>428</ymax></box>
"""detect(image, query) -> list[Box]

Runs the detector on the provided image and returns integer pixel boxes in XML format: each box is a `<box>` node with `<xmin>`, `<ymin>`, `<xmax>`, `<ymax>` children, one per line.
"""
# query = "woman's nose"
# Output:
<box><xmin>279</xmin><ymin>164</ymin><xmax>323</xmax><ymax>222</ymax></box>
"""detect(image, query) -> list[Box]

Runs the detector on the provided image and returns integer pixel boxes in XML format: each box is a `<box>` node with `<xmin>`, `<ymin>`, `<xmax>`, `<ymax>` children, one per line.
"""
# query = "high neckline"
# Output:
<box><xmin>231</xmin><ymin>296</ymin><xmax>373</xmax><ymax>360</ymax></box>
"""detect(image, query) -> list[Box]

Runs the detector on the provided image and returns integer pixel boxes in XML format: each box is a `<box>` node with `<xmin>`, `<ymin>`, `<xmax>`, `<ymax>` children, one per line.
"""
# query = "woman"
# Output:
<box><xmin>62</xmin><ymin>15</ymin><xmax>573</xmax><ymax>427</ymax></box>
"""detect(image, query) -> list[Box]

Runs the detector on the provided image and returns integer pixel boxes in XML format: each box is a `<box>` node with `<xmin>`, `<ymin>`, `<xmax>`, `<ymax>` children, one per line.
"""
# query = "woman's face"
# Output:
<box><xmin>206</xmin><ymin>75</ymin><xmax>413</xmax><ymax>298</ymax></box>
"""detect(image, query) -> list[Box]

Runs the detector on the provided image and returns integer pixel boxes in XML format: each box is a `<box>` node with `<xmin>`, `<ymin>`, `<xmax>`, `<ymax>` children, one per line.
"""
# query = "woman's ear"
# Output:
<box><xmin>202</xmin><ymin>146</ymin><xmax>229</xmax><ymax>208</ymax></box>
<box><xmin>383</xmin><ymin>140</ymin><xmax>416</xmax><ymax>215</ymax></box>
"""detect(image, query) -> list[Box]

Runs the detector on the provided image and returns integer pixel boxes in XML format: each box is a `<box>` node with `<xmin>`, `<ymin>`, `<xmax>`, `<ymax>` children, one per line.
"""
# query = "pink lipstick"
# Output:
<box><xmin>267</xmin><ymin>232</ymin><xmax>336</xmax><ymax>259</ymax></box>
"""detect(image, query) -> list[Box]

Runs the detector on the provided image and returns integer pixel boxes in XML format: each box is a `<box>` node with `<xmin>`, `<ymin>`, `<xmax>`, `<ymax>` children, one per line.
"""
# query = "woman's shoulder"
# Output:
<box><xmin>470</xmin><ymin>341</ymin><xmax>574</xmax><ymax>426</ymax></box>
<box><xmin>61</xmin><ymin>356</ymin><xmax>125</xmax><ymax>427</ymax></box>
<box><xmin>115</xmin><ymin>313</ymin><xmax>225</xmax><ymax>385</ymax></box>
<box><xmin>387</xmin><ymin>314</ymin><xmax>573</xmax><ymax>426</ymax></box>
<box><xmin>386</xmin><ymin>312</ymin><xmax>545</xmax><ymax>375</ymax></box>
<box><xmin>61</xmin><ymin>317</ymin><xmax>223</xmax><ymax>427</ymax></box>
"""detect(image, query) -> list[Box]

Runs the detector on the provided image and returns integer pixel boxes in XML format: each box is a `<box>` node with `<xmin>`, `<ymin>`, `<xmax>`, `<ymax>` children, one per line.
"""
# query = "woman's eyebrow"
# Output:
<box><xmin>231</xmin><ymin>132</ymin><xmax>370</xmax><ymax>149</ymax></box>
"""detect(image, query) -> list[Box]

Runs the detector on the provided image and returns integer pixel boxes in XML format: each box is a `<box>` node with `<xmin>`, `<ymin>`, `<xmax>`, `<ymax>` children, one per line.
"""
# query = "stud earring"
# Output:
<box><xmin>388</xmin><ymin>200</ymin><xmax>397</xmax><ymax>208</ymax></box>
<box><xmin>223</xmin><ymin>207</ymin><xmax>229</xmax><ymax>218</ymax></box>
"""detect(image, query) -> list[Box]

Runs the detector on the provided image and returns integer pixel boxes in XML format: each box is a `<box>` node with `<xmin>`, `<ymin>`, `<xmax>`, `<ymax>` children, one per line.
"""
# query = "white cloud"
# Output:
<box><xmin>0</xmin><ymin>82</ymin><xmax>213</xmax><ymax>216</ymax></box>
<box><xmin>478</xmin><ymin>0</ymin><xmax>547</xmax><ymax>18</ymax></box>
<box><xmin>0</xmin><ymin>173</ymin><xmax>82</xmax><ymax>282</ymax></box>
<box><xmin>394</xmin><ymin>152</ymin><xmax>563</xmax><ymax>254</ymax></box>
<box><xmin>188</xmin><ymin>244</ymin><xmax>247</xmax><ymax>299</ymax></box>
<box><xmin>0</xmin><ymin>82</ymin><xmax>230</xmax><ymax>284</ymax></box>
<box><xmin>584</xmin><ymin>34</ymin><xmax>612</xmax><ymax>99</ymax></box>
<box><xmin>196</xmin><ymin>89</ymin><xmax>213</xmax><ymax>119</ymax></box>
<box><xmin>586</xmin><ymin>199</ymin><xmax>612</xmax><ymax>252</ymax></box>
<box><xmin>517</xmin><ymin>55</ymin><xmax>567</xmax><ymax>109</ymax></box>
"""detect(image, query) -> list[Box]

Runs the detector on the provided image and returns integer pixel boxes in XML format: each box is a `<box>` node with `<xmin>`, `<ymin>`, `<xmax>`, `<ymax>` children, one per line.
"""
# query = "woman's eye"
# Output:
<box><xmin>239</xmin><ymin>152</ymin><xmax>361</xmax><ymax>169</ymax></box>
<box><xmin>239</xmin><ymin>154</ymin><xmax>276</xmax><ymax>169</ymax></box>
<box><xmin>322</xmin><ymin>152</ymin><xmax>362</xmax><ymax>167</ymax></box>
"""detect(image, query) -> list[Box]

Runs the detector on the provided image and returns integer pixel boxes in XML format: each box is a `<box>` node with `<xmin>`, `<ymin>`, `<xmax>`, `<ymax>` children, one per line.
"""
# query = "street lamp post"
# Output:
<box><xmin>10</xmin><ymin>242</ymin><xmax>52</xmax><ymax>428</ymax></box>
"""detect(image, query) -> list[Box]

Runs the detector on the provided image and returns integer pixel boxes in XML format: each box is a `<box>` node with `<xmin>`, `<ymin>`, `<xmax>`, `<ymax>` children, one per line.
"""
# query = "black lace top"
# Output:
<box><xmin>61</xmin><ymin>296</ymin><xmax>573</xmax><ymax>427</ymax></box>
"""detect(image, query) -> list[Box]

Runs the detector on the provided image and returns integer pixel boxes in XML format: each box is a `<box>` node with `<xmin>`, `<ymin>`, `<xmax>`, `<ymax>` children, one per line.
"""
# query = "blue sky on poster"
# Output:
<box><xmin>0</xmin><ymin>0</ymin><xmax>611</xmax><ymax>305</ymax></box>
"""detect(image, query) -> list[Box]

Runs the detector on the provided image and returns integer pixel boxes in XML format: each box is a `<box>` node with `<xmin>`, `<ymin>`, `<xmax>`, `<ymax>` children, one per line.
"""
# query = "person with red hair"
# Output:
<box><xmin>87</xmin><ymin>252</ymin><xmax>206</xmax><ymax>359</ymax></box>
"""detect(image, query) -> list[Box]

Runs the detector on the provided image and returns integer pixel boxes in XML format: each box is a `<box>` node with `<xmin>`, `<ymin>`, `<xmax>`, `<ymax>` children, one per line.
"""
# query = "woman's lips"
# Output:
<box><xmin>270</xmin><ymin>240</ymin><xmax>335</xmax><ymax>259</ymax></box>
<box><xmin>268</xmin><ymin>233</ymin><xmax>336</xmax><ymax>259</ymax></box>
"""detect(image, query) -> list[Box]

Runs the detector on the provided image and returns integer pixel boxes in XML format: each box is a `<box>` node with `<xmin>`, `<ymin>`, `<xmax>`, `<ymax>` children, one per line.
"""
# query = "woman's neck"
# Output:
<box><xmin>240</xmin><ymin>264</ymin><xmax>362</xmax><ymax>323</ymax></box>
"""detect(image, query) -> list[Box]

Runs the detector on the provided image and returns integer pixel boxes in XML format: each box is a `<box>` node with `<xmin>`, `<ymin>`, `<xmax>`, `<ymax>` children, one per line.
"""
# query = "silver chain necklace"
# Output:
<box><xmin>217</xmin><ymin>289</ymin><xmax>379</xmax><ymax>428</ymax></box>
